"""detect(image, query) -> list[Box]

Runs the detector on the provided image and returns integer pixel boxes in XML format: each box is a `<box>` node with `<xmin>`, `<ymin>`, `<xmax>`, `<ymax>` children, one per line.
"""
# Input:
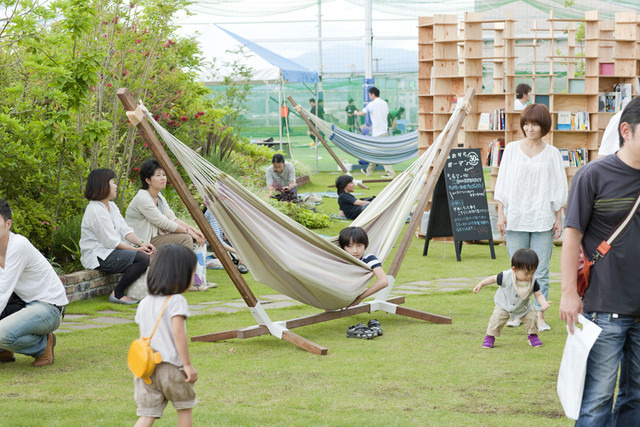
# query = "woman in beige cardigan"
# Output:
<box><xmin>126</xmin><ymin>159</ymin><xmax>209</xmax><ymax>290</ymax></box>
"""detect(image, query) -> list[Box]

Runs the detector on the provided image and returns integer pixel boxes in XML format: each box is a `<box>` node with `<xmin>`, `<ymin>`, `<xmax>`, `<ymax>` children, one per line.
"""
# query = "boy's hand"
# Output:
<box><xmin>182</xmin><ymin>364</ymin><xmax>198</xmax><ymax>383</ymax></box>
<box><xmin>473</xmin><ymin>283</ymin><xmax>483</xmax><ymax>293</ymax></box>
<box><xmin>540</xmin><ymin>301</ymin><xmax>551</xmax><ymax>312</ymax></box>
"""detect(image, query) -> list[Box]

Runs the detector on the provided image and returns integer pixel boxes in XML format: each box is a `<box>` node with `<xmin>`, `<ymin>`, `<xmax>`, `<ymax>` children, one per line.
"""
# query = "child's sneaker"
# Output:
<box><xmin>528</xmin><ymin>334</ymin><xmax>543</xmax><ymax>347</ymax></box>
<box><xmin>367</xmin><ymin>319</ymin><xmax>383</xmax><ymax>336</ymax></box>
<box><xmin>481</xmin><ymin>335</ymin><xmax>495</xmax><ymax>348</ymax></box>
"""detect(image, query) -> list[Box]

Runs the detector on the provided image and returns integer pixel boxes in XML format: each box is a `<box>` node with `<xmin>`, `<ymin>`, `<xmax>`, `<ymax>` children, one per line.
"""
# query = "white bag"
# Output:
<box><xmin>193</xmin><ymin>244</ymin><xmax>208</xmax><ymax>286</ymax></box>
<box><xmin>126</xmin><ymin>271</ymin><xmax>148</xmax><ymax>301</ymax></box>
<box><xmin>557</xmin><ymin>314</ymin><xmax>602</xmax><ymax>420</ymax></box>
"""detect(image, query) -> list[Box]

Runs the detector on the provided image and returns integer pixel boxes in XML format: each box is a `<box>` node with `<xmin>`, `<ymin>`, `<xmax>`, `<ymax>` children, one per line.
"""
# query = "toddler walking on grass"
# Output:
<box><xmin>473</xmin><ymin>248</ymin><xmax>550</xmax><ymax>349</ymax></box>
<box><xmin>134</xmin><ymin>244</ymin><xmax>198</xmax><ymax>427</ymax></box>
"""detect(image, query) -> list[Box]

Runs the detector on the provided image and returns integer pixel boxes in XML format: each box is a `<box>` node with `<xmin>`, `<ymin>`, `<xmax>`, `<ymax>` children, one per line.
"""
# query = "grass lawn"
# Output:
<box><xmin>0</xmin><ymin>171</ymin><xmax>572</xmax><ymax>426</ymax></box>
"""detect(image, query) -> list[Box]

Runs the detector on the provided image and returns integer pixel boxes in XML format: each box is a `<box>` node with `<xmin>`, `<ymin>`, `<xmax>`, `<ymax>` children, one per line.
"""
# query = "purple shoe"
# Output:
<box><xmin>528</xmin><ymin>334</ymin><xmax>543</xmax><ymax>347</ymax></box>
<box><xmin>482</xmin><ymin>335</ymin><xmax>495</xmax><ymax>348</ymax></box>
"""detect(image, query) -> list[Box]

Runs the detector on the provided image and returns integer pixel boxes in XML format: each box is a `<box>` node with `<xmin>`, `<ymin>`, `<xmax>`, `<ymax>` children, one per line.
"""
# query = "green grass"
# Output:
<box><xmin>0</xmin><ymin>172</ymin><xmax>571</xmax><ymax>425</ymax></box>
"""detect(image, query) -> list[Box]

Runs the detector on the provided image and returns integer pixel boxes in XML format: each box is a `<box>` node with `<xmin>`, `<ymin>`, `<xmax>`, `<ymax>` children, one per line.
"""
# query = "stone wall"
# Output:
<box><xmin>59</xmin><ymin>270</ymin><xmax>121</xmax><ymax>303</ymax></box>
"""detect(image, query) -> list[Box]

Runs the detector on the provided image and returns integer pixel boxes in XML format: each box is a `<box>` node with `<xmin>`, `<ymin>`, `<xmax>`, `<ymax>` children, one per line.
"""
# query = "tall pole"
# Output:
<box><xmin>363</xmin><ymin>0</ymin><xmax>374</xmax><ymax>105</ymax></box>
<box><xmin>315</xmin><ymin>0</ymin><xmax>323</xmax><ymax>173</ymax></box>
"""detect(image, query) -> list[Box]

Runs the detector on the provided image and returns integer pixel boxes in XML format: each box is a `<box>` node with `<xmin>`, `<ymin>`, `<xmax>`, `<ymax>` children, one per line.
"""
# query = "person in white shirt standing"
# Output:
<box><xmin>0</xmin><ymin>199</ymin><xmax>68</xmax><ymax>366</ymax></box>
<box><xmin>494</xmin><ymin>104</ymin><xmax>567</xmax><ymax>332</ymax></box>
<box><xmin>354</xmin><ymin>87</ymin><xmax>395</xmax><ymax>178</ymax></box>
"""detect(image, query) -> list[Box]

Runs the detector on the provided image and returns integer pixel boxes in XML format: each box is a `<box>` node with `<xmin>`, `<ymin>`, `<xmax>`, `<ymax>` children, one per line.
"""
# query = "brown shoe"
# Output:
<box><xmin>0</xmin><ymin>349</ymin><xmax>15</xmax><ymax>363</ymax></box>
<box><xmin>32</xmin><ymin>333</ymin><xmax>56</xmax><ymax>367</ymax></box>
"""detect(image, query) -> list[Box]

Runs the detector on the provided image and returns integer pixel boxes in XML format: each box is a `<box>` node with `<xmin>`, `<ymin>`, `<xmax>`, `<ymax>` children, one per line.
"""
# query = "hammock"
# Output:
<box><xmin>138</xmin><ymin>105</ymin><xmax>458</xmax><ymax>310</ymax></box>
<box><xmin>298</xmin><ymin>105</ymin><xmax>418</xmax><ymax>164</ymax></box>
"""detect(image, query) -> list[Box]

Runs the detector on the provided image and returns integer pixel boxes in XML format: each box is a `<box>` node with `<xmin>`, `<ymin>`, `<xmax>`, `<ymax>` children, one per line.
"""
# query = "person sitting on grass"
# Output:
<box><xmin>339</xmin><ymin>226</ymin><xmax>388</xmax><ymax>308</ymax></box>
<box><xmin>133</xmin><ymin>244</ymin><xmax>198</xmax><ymax>426</ymax></box>
<box><xmin>0</xmin><ymin>199</ymin><xmax>68</xmax><ymax>367</ymax></box>
<box><xmin>473</xmin><ymin>248</ymin><xmax>550</xmax><ymax>349</ymax></box>
<box><xmin>266</xmin><ymin>154</ymin><xmax>297</xmax><ymax>202</ymax></box>
<box><xmin>335</xmin><ymin>175</ymin><xmax>370</xmax><ymax>220</ymax></box>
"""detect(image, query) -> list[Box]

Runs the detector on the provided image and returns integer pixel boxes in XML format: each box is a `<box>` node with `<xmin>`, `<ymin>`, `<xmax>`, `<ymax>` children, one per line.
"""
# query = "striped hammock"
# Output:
<box><xmin>138</xmin><ymin>105</ymin><xmax>459</xmax><ymax>310</ymax></box>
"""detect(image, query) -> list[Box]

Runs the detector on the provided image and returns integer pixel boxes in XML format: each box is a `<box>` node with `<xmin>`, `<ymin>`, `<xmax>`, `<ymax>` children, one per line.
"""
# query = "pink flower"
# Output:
<box><xmin>136</xmin><ymin>39</ymin><xmax>141</xmax><ymax>44</ymax></box>
<box><xmin>180</xmin><ymin>116</ymin><xmax>188</xmax><ymax>122</ymax></box>
<box><xmin>197</xmin><ymin>111</ymin><xmax>205</xmax><ymax>116</ymax></box>
<box><xmin>106</xmin><ymin>82</ymin><xmax>112</xmax><ymax>88</ymax></box>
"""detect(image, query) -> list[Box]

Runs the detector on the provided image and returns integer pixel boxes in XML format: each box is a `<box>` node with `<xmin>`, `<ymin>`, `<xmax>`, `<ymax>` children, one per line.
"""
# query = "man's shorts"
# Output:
<box><xmin>134</xmin><ymin>362</ymin><xmax>196</xmax><ymax>418</ymax></box>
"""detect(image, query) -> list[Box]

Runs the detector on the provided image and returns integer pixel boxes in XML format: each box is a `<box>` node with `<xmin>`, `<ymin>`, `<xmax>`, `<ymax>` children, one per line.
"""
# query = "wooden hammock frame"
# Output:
<box><xmin>118</xmin><ymin>87</ymin><xmax>475</xmax><ymax>355</ymax></box>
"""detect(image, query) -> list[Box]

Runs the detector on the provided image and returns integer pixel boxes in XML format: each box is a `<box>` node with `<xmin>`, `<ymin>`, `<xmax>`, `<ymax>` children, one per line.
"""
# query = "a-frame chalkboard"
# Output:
<box><xmin>423</xmin><ymin>148</ymin><xmax>496</xmax><ymax>261</ymax></box>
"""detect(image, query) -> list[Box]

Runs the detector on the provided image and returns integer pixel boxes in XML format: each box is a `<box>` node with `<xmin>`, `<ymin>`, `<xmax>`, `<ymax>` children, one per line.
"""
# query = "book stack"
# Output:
<box><xmin>559</xmin><ymin>148</ymin><xmax>588</xmax><ymax>167</ymax></box>
<box><xmin>478</xmin><ymin>109</ymin><xmax>505</xmax><ymax>130</ymax></box>
<box><xmin>486</xmin><ymin>138</ymin><xmax>505</xmax><ymax>167</ymax></box>
<box><xmin>598</xmin><ymin>85</ymin><xmax>631</xmax><ymax>113</ymax></box>
<box><xmin>557</xmin><ymin>111</ymin><xmax>590</xmax><ymax>130</ymax></box>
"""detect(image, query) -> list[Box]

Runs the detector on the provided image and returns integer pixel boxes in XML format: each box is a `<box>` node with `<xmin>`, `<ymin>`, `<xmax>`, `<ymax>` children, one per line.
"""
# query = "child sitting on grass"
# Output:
<box><xmin>134</xmin><ymin>244</ymin><xmax>198</xmax><ymax>426</ymax></box>
<box><xmin>339</xmin><ymin>226</ymin><xmax>388</xmax><ymax>308</ymax></box>
<box><xmin>473</xmin><ymin>248</ymin><xmax>550</xmax><ymax>348</ymax></box>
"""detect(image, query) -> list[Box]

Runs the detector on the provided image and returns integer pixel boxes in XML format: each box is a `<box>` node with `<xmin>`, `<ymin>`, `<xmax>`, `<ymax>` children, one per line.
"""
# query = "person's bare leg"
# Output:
<box><xmin>177</xmin><ymin>408</ymin><xmax>193</xmax><ymax>427</ymax></box>
<box><xmin>134</xmin><ymin>416</ymin><xmax>156</xmax><ymax>427</ymax></box>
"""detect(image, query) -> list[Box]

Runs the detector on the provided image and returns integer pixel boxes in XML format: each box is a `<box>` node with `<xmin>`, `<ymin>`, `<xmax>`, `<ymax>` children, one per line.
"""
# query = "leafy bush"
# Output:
<box><xmin>268</xmin><ymin>200</ymin><xmax>330</xmax><ymax>229</ymax></box>
<box><xmin>50</xmin><ymin>213</ymin><xmax>84</xmax><ymax>273</ymax></box>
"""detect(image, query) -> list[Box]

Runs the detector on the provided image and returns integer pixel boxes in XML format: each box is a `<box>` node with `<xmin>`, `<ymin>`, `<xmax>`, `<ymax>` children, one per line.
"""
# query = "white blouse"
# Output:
<box><xmin>494</xmin><ymin>140</ymin><xmax>568</xmax><ymax>232</ymax></box>
<box><xmin>80</xmin><ymin>200</ymin><xmax>134</xmax><ymax>269</ymax></box>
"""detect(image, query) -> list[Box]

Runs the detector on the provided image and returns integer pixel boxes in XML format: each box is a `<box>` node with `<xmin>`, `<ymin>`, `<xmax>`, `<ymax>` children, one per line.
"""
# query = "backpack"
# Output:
<box><xmin>127</xmin><ymin>296</ymin><xmax>171</xmax><ymax>384</ymax></box>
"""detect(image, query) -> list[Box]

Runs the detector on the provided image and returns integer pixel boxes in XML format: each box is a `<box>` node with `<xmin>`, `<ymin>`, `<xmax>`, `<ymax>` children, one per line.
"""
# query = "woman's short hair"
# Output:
<box><xmin>516</xmin><ymin>83</ymin><xmax>531</xmax><ymax>100</ymax></box>
<box><xmin>335</xmin><ymin>174</ymin><xmax>353</xmax><ymax>195</ymax></box>
<box><xmin>84</xmin><ymin>169</ymin><xmax>117</xmax><ymax>201</ymax></box>
<box><xmin>147</xmin><ymin>244</ymin><xmax>198</xmax><ymax>296</ymax></box>
<box><xmin>272</xmin><ymin>154</ymin><xmax>285</xmax><ymax>164</ymax></box>
<box><xmin>139</xmin><ymin>159</ymin><xmax>163</xmax><ymax>190</ymax></box>
<box><xmin>511</xmin><ymin>248</ymin><xmax>539</xmax><ymax>272</ymax></box>
<box><xmin>0</xmin><ymin>199</ymin><xmax>12</xmax><ymax>222</ymax></box>
<box><xmin>520</xmin><ymin>104</ymin><xmax>551</xmax><ymax>137</ymax></box>
<box><xmin>338</xmin><ymin>226</ymin><xmax>369</xmax><ymax>249</ymax></box>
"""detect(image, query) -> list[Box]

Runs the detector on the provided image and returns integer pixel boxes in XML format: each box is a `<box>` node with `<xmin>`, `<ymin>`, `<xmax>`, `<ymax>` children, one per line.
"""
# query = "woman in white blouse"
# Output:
<box><xmin>80</xmin><ymin>169</ymin><xmax>155</xmax><ymax>304</ymax></box>
<box><xmin>494</xmin><ymin>104</ymin><xmax>568</xmax><ymax>331</ymax></box>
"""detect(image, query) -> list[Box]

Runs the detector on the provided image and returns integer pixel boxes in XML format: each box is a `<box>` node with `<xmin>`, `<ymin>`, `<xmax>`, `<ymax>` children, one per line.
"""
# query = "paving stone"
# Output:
<box><xmin>199</xmin><ymin>301</ymin><xmax>223</xmax><ymax>305</ymax></box>
<box><xmin>430</xmin><ymin>282</ymin><xmax>471</xmax><ymax>288</ymax></box>
<box><xmin>97</xmin><ymin>310</ymin><xmax>121</xmax><ymax>315</ymax></box>
<box><xmin>206</xmin><ymin>307</ymin><xmax>240</xmax><ymax>314</ymax></box>
<box><xmin>393</xmin><ymin>290</ymin><xmax>426</xmax><ymax>295</ymax></box>
<box><xmin>53</xmin><ymin>329</ymin><xmax>73</xmax><ymax>333</ymax></box>
<box><xmin>63</xmin><ymin>314</ymin><xmax>88</xmax><ymax>320</ymax></box>
<box><xmin>439</xmin><ymin>287</ymin><xmax>466</xmax><ymax>292</ymax></box>
<box><xmin>397</xmin><ymin>285</ymin><xmax>437</xmax><ymax>291</ymax></box>
<box><xmin>262</xmin><ymin>301</ymin><xmax>299</xmax><ymax>309</ymax></box>
<box><xmin>403</xmin><ymin>281</ymin><xmax>432</xmax><ymax>286</ymax></box>
<box><xmin>91</xmin><ymin>316</ymin><xmax>135</xmax><ymax>325</ymax></box>
<box><xmin>224</xmin><ymin>302</ymin><xmax>251</xmax><ymax>308</ymax></box>
<box><xmin>435</xmin><ymin>277</ymin><xmax>474</xmax><ymax>282</ymax></box>
<box><xmin>187</xmin><ymin>305</ymin><xmax>209</xmax><ymax>310</ymax></box>
<box><xmin>259</xmin><ymin>294</ymin><xmax>296</xmax><ymax>301</ymax></box>
<box><xmin>65</xmin><ymin>324</ymin><xmax>110</xmax><ymax>330</ymax></box>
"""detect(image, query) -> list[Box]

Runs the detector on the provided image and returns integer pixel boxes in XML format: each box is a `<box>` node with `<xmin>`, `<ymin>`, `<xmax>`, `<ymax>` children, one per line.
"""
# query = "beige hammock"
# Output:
<box><xmin>135</xmin><ymin>104</ymin><xmax>457</xmax><ymax>310</ymax></box>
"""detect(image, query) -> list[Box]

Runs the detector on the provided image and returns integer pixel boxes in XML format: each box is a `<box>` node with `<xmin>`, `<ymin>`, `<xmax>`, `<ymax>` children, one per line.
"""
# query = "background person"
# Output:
<box><xmin>345</xmin><ymin>99</ymin><xmax>357</xmax><ymax>132</ymax></box>
<box><xmin>494</xmin><ymin>104</ymin><xmax>567</xmax><ymax>331</ymax></box>
<box><xmin>560</xmin><ymin>97</ymin><xmax>640</xmax><ymax>425</ymax></box>
<box><xmin>266</xmin><ymin>154</ymin><xmax>297</xmax><ymax>201</ymax></box>
<box><xmin>80</xmin><ymin>169</ymin><xmax>154</xmax><ymax>305</ymax></box>
<box><xmin>335</xmin><ymin>175</ymin><xmax>370</xmax><ymax>220</ymax></box>
<box><xmin>514</xmin><ymin>83</ymin><xmax>531</xmax><ymax>111</ymax></box>
<box><xmin>354</xmin><ymin>87</ymin><xmax>394</xmax><ymax>178</ymax></box>
<box><xmin>0</xmin><ymin>199</ymin><xmax>68</xmax><ymax>367</ymax></box>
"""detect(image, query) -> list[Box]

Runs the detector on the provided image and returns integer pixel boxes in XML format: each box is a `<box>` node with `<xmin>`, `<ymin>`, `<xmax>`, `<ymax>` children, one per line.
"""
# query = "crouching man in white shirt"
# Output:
<box><xmin>0</xmin><ymin>199</ymin><xmax>68</xmax><ymax>367</ymax></box>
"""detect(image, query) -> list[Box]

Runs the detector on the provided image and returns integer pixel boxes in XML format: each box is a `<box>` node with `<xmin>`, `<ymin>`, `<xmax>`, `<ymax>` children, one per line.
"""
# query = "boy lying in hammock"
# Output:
<box><xmin>339</xmin><ymin>226</ymin><xmax>389</xmax><ymax>307</ymax></box>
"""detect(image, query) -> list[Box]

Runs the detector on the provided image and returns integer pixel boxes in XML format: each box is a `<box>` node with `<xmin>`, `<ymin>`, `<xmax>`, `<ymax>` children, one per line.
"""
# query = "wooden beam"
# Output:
<box><xmin>116</xmin><ymin>88</ymin><xmax>259</xmax><ymax>308</ymax></box>
<box><xmin>387</xmin><ymin>88</ymin><xmax>476</xmax><ymax>278</ymax></box>
<box><xmin>288</xmin><ymin>96</ymin><xmax>369</xmax><ymax>190</ymax></box>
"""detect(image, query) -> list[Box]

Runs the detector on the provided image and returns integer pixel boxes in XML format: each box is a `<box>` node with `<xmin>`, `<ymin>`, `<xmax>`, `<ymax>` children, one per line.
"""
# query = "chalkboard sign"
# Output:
<box><xmin>423</xmin><ymin>148</ymin><xmax>495</xmax><ymax>261</ymax></box>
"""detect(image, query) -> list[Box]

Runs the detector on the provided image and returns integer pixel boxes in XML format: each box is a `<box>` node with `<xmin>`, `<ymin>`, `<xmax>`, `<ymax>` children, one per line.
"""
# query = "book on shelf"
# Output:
<box><xmin>478</xmin><ymin>109</ymin><xmax>505</xmax><ymax>131</ymax></box>
<box><xmin>557</xmin><ymin>111</ymin><xmax>572</xmax><ymax>130</ymax></box>
<box><xmin>486</xmin><ymin>138</ymin><xmax>505</xmax><ymax>167</ymax></box>
<box><xmin>559</xmin><ymin>148</ymin><xmax>588</xmax><ymax>167</ymax></box>
<box><xmin>535</xmin><ymin>95</ymin><xmax>550</xmax><ymax>108</ymax></box>
<box><xmin>615</xmin><ymin>83</ymin><xmax>633</xmax><ymax>110</ymax></box>
<box><xmin>599</xmin><ymin>92</ymin><xmax>621</xmax><ymax>113</ymax></box>
<box><xmin>478</xmin><ymin>113</ymin><xmax>491</xmax><ymax>130</ymax></box>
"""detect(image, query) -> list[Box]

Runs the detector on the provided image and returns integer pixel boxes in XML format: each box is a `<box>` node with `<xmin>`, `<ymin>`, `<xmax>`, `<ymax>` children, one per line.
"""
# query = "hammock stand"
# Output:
<box><xmin>118</xmin><ymin>87</ymin><xmax>475</xmax><ymax>355</ymax></box>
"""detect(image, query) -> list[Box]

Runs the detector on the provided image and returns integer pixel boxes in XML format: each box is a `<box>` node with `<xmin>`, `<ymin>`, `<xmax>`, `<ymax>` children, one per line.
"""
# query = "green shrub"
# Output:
<box><xmin>50</xmin><ymin>213</ymin><xmax>83</xmax><ymax>273</ymax></box>
<box><xmin>268</xmin><ymin>200</ymin><xmax>330</xmax><ymax>229</ymax></box>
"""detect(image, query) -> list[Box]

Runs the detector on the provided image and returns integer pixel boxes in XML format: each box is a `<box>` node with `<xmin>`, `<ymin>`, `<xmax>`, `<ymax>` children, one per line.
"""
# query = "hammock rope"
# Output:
<box><xmin>135</xmin><ymin>102</ymin><xmax>461</xmax><ymax>309</ymax></box>
<box><xmin>297</xmin><ymin>105</ymin><xmax>418</xmax><ymax>164</ymax></box>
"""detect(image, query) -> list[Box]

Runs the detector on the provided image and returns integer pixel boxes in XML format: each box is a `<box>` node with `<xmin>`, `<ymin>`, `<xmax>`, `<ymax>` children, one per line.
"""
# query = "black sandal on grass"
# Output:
<box><xmin>346</xmin><ymin>323</ymin><xmax>375</xmax><ymax>339</ymax></box>
<box><xmin>368</xmin><ymin>319</ymin><xmax>383</xmax><ymax>337</ymax></box>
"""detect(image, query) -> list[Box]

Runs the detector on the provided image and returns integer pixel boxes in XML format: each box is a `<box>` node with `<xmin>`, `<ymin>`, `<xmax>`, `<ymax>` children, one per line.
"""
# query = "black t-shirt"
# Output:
<box><xmin>338</xmin><ymin>193</ymin><xmax>364</xmax><ymax>220</ymax></box>
<box><xmin>565</xmin><ymin>154</ymin><xmax>640</xmax><ymax>316</ymax></box>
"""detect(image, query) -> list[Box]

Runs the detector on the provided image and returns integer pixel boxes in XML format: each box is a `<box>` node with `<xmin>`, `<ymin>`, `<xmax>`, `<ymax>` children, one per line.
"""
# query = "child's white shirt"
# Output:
<box><xmin>135</xmin><ymin>294</ymin><xmax>190</xmax><ymax>367</ymax></box>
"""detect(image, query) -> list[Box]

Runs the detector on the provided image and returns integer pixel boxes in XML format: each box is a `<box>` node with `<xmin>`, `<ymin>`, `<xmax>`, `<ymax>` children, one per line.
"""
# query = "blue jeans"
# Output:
<box><xmin>577</xmin><ymin>312</ymin><xmax>640</xmax><ymax>426</ymax></box>
<box><xmin>0</xmin><ymin>301</ymin><xmax>62</xmax><ymax>357</ymax></box>
<box><xmin>505</xmin><ymin>230</ymin><xmax>553</xmax><ymax>310</ymax></box>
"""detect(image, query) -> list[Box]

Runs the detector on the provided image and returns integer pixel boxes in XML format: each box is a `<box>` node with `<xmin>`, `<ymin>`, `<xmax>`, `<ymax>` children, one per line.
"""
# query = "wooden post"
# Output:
<box><xmin>387</xmin><ymin>88</ymin><xmax>476</xmax><ymax>279</ymax></box>
<box><xmin>117</xmin><ymin>88</ymin><xmax>256</xmax><ymax>307</ymax></box>
<box><xmin>288</xmin><ymin>96</ymin><xmax>369</xmax><ymax>189</ymax></box>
